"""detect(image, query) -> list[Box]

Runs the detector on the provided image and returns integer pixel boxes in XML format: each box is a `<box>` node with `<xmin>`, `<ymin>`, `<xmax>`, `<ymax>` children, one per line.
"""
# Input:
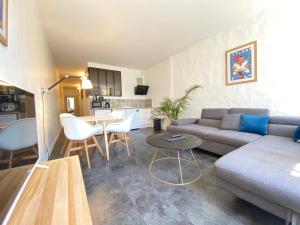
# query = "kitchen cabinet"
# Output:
<box><xmin>106</xmin><ymin>70</ymin><xmax>114</xmax><ymax>96</ymax></box>
<box><xmin>93</xmin><ymin>109</ymin><xmax>112</xmax><ymax>117</ymax></box>
<box><xmin>138</xmin><ymin>108</ymin><xmax>152</xmax><ymax>127</ymax></box>
<box><xmin>122</xmin><ymin>108</ymin><xmax>152</xmax><ymax>129</ymax></box>
<box><xmin>125</xmin><ymin>109</ymin><xmax>140</xmax><ymax>129</ymax></box>
<box><xmin>98</xmin><ymin>69</ymin><xmax>107</xmax><ymax>96</ymax></box>
<box><xmin>0</xmin><ymin>113</ymin><xmax>18</xmax><ymax>122</ymax></box>
<box><xmin>92</xmin><ymin>108</ymin><xmax>152</xmax><ymax>129</ymax></box>
<box><xmin>113</xmin><ymin>71</ymin><xmax>122</xmax><ymax>96</ymax></box>
<box><xmin>89</xmin><ymin>68</ymin><xmax>99</xmax><ymax>95</ymax></box>
<box><xmin>88</xmin><ymin>67</ymin><xmax>122</xmax><ymax>97</ymax></box>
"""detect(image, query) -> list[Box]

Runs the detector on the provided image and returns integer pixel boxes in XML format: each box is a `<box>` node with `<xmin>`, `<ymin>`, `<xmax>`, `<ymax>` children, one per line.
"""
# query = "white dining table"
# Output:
<box><xmin>79</xmin><ymin>115</ymin><xmax>121</xmax><ymax>161</ymax></box>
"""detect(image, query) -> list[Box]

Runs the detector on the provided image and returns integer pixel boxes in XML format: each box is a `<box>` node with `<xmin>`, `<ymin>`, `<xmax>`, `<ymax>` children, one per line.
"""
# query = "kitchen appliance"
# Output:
<box><xmin>0</xmin><ymin>102</ymin><xmax>17</xmax><ymax>112</ymax></box>
<box><xmin>92</xmin><ymin>101</ymin><xmax>102</xmax><ymax>108</ymax></box>
<box><xmin>134</xmin><ymin>85</ymin><xmax>149</xmax><ymax>95</ymax></box>
<box><xmin>105</xmin><ymin>100</ymin><xmax>110</xmax><ymax>108</ymax></box>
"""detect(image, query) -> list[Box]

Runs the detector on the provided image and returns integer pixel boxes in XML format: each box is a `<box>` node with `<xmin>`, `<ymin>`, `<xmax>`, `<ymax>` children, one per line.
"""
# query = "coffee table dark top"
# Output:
<box><xmin>147</xmin><ymin>132</ymin><xmax>202</xmax><ymax>150</ymax></box>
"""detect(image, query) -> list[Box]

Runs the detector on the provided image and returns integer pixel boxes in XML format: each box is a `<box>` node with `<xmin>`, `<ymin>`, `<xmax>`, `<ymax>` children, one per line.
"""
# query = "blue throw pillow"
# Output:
<box><xmin>293</xmin><ymin>126</ymin><xmax>300</xmax><ymax>142</ymax></box>
<box><xmin>240</xmin><ymin>114</ymin><xmax>269</xmax><ymax>135</ymax></box>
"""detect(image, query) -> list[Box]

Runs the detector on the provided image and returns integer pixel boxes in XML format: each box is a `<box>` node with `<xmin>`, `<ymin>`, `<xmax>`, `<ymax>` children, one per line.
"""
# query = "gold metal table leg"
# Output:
<box><xmin>177</xmin><ymin>150</ymin><xmax>183</xmax><ymax>184</ymax></box>
<box><xmin>149</xmin><ymin>148</ymin><xmax>201</xmax><ymax>186</ymax></box>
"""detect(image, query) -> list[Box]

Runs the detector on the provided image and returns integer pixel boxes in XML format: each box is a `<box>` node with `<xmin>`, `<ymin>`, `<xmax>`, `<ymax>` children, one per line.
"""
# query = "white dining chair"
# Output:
<box><xmin>59</xmin><ymin>113</ymin><xmax>75</xmax><ymax>154</ymax></box>
<box><xmin>0</xmin><ymin>118</ymin><xmax>38</xmax><ymax>168</ymax></box>
<box><xmin>106</xmin><ymin>113</ymin><xmax>134</xmax><ymax>159</ymax></box>
<box><xmin>62</xmin><ymin>116</ymin><xmax>104</xmax><ymax>169</ymax></box>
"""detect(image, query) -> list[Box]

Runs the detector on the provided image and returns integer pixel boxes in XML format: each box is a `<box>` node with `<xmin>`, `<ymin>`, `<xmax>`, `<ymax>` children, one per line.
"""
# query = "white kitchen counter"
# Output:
<box><xmin>91</xmin><ymin>107</ymin><xmax>152</xmax><ymax>129</ymax></box>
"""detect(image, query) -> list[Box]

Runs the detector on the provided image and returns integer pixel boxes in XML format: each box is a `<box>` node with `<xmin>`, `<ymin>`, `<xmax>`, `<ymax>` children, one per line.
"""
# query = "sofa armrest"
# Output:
<box><xmin>171</xmin><ymin>118</ymin><xmax>199</xmax><ymax>126</ymax></box>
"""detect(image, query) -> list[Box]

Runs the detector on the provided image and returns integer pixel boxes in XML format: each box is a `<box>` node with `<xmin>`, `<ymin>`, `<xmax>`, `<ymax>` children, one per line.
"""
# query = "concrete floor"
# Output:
<box><xmin>51</xmin><ymin>128</ymin><xmax>284</xmax><ymax>225</ymax></box>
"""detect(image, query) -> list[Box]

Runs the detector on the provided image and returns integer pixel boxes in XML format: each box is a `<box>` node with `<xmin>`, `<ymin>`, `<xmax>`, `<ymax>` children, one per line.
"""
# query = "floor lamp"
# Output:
<box><xmin>41</xmin><ymin>75</ymin><xmax>93</xmax><ymax>157</ymax></box>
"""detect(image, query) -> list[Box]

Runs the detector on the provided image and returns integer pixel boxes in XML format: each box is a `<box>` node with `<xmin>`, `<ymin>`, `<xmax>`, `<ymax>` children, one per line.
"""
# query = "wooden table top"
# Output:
<box><xmin>0</xmin><ymin>165</ymin><xmax>32</xmax><ymax>222</ymax></box>
<box><xmin>80</xmin><ymin>115</ymin><xmax>121</xmax><ymax>123</ymax></box>
<box><xmin>1</xmin><ymin>156</ymin><xmax>92</xmax><ymax>225</ymax></box>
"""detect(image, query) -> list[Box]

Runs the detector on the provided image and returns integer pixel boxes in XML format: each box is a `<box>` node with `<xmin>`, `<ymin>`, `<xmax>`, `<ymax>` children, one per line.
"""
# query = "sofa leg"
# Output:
<box><xmin>287</xmin><ymin>210</ymin><xmax>300</xmax><ymax>225</ymax></box>
<box><xmin>292</xmin><ymin>211</ymin><xmax>299</xmax><ymax>225</ymax></box>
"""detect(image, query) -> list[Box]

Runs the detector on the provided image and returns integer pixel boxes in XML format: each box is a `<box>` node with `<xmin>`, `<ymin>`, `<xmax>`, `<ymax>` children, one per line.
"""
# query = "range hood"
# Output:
<box><xmin>134</xmin><ymin>85</ymin><xmax>149</xmax><ymax>95</ymax></box>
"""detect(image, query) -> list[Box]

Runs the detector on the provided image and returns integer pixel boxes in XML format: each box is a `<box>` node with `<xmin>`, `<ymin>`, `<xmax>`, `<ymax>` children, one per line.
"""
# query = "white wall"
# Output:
<box><xmin>88</xmin><ymin>62</ymin><xmax>145</xmax><ymax>99</ymax></box>
<box><xmin>0</xmin><ymin>0</ymin><xmax>61</xmax><ymax>161</ymax></box>
<box><xmin>145</xmin><ymin>1</ymin><xmax>300</xmax><ymax>117</ymax></box>
<box><xmin>144</xmin><ymin>59</ymin><xmax>172</xmax><ymax>107</ymax></box>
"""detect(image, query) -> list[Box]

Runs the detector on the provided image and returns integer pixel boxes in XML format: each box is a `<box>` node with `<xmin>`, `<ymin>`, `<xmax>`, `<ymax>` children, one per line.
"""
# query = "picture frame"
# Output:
<box><xmin>0</xmin><ymin>0</ymin><xmax>8</xmax><ymax>46</ymax></box>
<box><xmin>225</xmin><ymin>41</ymin><xmax>257</xmax><ymax>85</ymax></box>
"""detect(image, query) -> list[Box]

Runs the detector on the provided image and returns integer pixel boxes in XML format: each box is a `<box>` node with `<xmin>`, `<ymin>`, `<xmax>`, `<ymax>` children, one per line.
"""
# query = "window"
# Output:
<box><xmin>67</xmin><ymin>97</ymin><xmax>75</xmax><ymax>112</ymax></box>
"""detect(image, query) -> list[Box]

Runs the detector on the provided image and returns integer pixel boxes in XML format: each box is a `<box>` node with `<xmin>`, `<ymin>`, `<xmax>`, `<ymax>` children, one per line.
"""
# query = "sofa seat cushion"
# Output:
<box><xmin>215</xmin><ymin>135</ymin><xmax>300</xmax><ymax>213</ymax></box>
<box><xmin>167</xmin><ymin>124</ymin><xmax>218</xmax><ymax>139</ymax></box>
<box><xmin>207</xmin><ymin>130</ymin><xmax>261</xmax><ymax>147</ymax></box>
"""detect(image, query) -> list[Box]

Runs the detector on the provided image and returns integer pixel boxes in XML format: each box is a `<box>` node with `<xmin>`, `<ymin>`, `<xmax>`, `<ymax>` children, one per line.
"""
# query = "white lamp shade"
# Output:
<box><xmin>81</xmin><ymin>78</ymin><xmax>93</xmax><ymax>89</ymax></box>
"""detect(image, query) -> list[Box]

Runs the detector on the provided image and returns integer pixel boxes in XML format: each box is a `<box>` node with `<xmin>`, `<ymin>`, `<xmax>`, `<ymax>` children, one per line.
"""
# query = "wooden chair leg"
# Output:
<box><xmin>128</xmin><ymin>133</ymin><xmax>135</xmax><ymax>153</ymax></box>
<box><xmin>92</xmin><ymin>136</ymin><xmax>104</xmax><ymax>157</ymax></box>
<box><xmin>9</xmin><ymin>151</ymin><xmax>14</xmax><ymax>168</ymax></box>
<box><xmin>77</xmin><ymin>142</ymin><xmax>83</xmax><ymax>156</ymax></box>
<box><xmin>124</xmin><ymin>133</ymin><xmax>130</xmax><ymax>157</ymax></box>
<box><xmin>84</xmin><ymin>140</ymin><xmax>91</xmax><ymax>169</ymax></box>
<box><xmin>108</xmin><ymin>133</ymin><xmax>114</xmax><ymax>148</ymax></box>
<box><xmin>64</xmin><ymin>141</ymin><xmax>73</xmax><ymax>157</ymax></box>
<box><xmin>60</xmin><ymin>139</ymin><xmax>68</xmax><ymax>155</ymax></box>
<box><xmin>106</xmin><ymin>133</ymin><xmax>115</xmax><ymax>162</ymax></box>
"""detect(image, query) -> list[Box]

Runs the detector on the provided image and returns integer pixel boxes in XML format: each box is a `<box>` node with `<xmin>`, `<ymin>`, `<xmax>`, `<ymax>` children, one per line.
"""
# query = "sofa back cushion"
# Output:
<box><xmin>201</xmin><ymin>108</ymin><xmax>229</xmax><ymax>119</ymax></box>
<box><xmin>268</xmin><ymin>116</ymin><xmax>300</xmax><ymax>138</ymax></box>
<box><xmin>240</xmin><ymin>114</ymin><xmax>269</xmax><ymax>135</ymax></box>
<box><xmin>220</xmin><ymin>114</ymin><xmax>241</xmax><ymax>131</ymax></box>
<box><xmin>229</xmin><ymin>108</ymin><xmax>270</xmax><ymax>116</ymax></box>
<box><xmin>269</xmin><ymin>116</ymin><xmax>300</xmax><ymax>126</ymax></box>
<box><xmin>198</xmin><ymin>119</ymin><xmax>221</xmax><ymax>128</ymax></box>
<box><xmin>268</xmin><ymin>124</ymin><xmax>298</xmax><ymax>138</ymax></box>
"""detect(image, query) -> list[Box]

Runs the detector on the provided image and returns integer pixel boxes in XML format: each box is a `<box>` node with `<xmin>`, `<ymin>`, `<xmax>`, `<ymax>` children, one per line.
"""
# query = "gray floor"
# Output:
<box><xmin>51</xmin><ymin>128</ymin><xmax>284</xmax><ymax>225</ymax></box>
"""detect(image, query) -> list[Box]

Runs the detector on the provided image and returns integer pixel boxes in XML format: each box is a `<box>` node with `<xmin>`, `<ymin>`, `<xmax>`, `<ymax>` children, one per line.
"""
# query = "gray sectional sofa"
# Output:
<box><xmin>167</xmin><ymin>108</ymin><xmax>300</xmax><ymax>224</ymax></box>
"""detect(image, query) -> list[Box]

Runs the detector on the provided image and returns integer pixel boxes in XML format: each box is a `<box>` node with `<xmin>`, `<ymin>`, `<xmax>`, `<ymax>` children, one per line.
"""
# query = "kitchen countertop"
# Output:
<box><xmin>92</xmin><ymin>107</ymin><xmax>152</xmax><ymax>110</ymax></box>
<box><xmin>0</xmin><ymin>111</ymin><xmax>20</xmax><ymax>115</ymax></box>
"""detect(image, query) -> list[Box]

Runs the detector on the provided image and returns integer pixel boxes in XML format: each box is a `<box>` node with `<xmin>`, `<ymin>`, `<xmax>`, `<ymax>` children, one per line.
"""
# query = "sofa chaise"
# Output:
<box><xmin>167</xmin><ymin>108</ymin><xmax>300</xmax><ymax>224</ymax></box>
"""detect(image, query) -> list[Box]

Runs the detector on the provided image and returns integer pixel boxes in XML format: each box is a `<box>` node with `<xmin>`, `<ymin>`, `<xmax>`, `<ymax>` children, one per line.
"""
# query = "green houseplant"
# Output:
<box><xmin>152</xmin><ymin>85</ymin><xmax>201</xmax><ymax>123</ymax></box>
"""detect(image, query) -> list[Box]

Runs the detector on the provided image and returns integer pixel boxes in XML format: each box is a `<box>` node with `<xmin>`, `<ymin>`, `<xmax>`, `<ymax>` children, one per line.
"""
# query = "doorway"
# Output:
<box><xmin>63</xmin><ymin>87</ymin><xmax>81</xmax><ymax>116</ymax></box>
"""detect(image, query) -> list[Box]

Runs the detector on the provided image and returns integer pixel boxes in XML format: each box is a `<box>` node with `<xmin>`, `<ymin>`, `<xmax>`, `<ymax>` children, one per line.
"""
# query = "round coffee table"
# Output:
<box><xmin>147</xmin><ymin>132</ymin><xmax>202</xmax><ymax>186</ymax></box>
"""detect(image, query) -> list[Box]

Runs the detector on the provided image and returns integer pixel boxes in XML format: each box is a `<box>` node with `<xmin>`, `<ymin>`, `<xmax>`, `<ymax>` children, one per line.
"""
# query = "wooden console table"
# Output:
<box><xmin>0</xmin><ymin>156</ymin><xmax>92</xmax><ymax>225</ymax></box>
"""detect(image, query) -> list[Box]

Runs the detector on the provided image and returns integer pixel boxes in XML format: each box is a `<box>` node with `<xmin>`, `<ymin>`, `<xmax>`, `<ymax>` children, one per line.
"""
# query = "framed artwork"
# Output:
<box><xmin>0</xmin><ymin>0</ymin><xmax>8</xmax><ymax>46</ymax></box>
<box><xmin>225</xmin><ymin>41</ymin><xmax>257</xmax><ymax>85</ymax></box>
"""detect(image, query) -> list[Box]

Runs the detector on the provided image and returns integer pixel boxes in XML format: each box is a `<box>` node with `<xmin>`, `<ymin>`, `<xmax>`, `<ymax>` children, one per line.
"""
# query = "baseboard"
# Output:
<box><xmin>49</xmin><ymin>126</ymin><xmax>63</xmax><ymax>153</ymax></box>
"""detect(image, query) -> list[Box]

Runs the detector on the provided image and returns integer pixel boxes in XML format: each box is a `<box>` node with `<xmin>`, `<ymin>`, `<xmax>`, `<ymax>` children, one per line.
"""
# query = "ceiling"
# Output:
<box><xmin>37</xmin><ymin>0</ymin><xmax>272</xmax><ymax>76</ymax></box>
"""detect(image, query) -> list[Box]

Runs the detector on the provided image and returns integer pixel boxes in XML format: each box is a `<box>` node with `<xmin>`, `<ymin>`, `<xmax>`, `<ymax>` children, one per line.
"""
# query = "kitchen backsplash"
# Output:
<box><xmin>92</xmin><ymin>98</ymin><xmax>152</xmax><ymax>108</ymax></box>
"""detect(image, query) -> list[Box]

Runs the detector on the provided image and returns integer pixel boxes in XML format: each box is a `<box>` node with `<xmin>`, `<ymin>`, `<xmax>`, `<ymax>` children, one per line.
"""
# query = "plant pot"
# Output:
<box><xmin>152</xmin><ymin>118</ymin><xmax>162</xmax><ymax>131</ymax></box>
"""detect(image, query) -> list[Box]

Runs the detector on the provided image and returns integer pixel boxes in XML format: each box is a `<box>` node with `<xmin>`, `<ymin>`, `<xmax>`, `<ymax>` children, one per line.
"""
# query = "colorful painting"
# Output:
<box><xmin>226</xmin><ymin>41</ymin><xmax>257</xmax><ymax>85</ymax></box>
<box><xmin>0</xmin><ymin>0</ymin><xmax>8</xmax><ymax>46</ymax></box>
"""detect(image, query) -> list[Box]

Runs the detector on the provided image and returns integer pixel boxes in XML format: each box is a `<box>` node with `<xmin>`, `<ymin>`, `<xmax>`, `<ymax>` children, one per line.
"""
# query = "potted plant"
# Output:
<box><xmin>151</xmin><ymin>85</ymin><xmax>201</xmax><ymax>130</ymax></box>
